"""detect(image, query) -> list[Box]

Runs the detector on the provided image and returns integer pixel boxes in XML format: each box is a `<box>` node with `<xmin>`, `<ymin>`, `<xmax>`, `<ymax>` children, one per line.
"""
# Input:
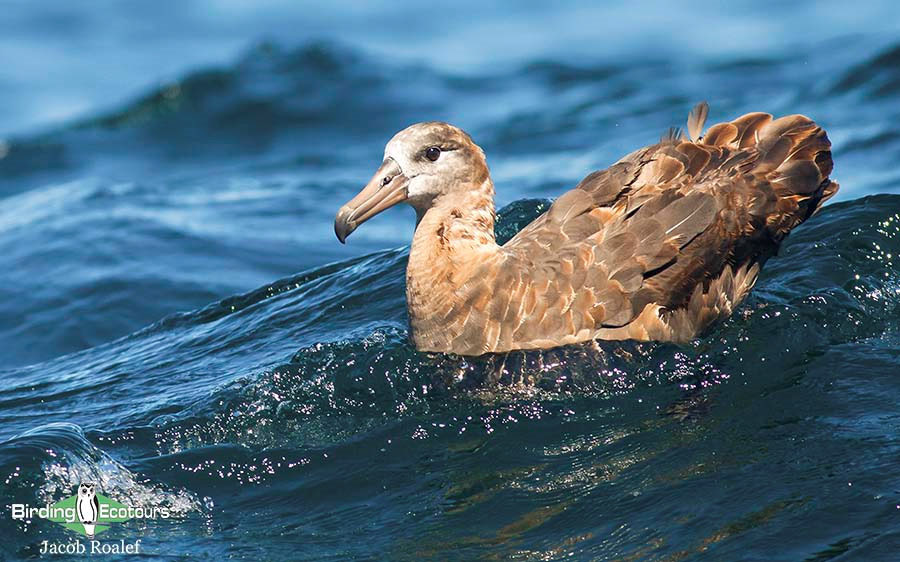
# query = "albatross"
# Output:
<box><xmin>334</xmin><ymin>103</ymin><xmax>838</xmax><ymax>356</ymax></box>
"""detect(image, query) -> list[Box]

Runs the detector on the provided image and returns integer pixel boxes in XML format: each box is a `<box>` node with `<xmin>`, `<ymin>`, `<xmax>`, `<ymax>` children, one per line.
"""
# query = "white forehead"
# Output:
<box><xmin>384</xmin><ymin>134</ymin><xmax>416</xmax><ymax>160</ymax></box>
<box><xmin>384</xmin><ymin>124</ymin><xmax>431</xmax><ymax>159</ymax></box>
<box><xmin>383</xmin><ymin>122</ymin><xmax>467</xmax><ymax>159</ymax></box>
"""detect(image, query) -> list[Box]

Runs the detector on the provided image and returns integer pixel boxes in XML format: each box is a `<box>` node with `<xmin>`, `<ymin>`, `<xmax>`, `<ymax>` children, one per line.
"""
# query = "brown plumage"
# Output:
<box><xmin>334</xmin><ymin>104</ymin><xmax>838</xmax><ymax>356</ymax></box>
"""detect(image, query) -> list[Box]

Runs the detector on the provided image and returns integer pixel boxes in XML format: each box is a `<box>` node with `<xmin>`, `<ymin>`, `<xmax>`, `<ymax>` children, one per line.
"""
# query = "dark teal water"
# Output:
<box><xmin>2</xmin><ymin>2</ymin><xmax>900</xmax><ymax>560</ymax></box>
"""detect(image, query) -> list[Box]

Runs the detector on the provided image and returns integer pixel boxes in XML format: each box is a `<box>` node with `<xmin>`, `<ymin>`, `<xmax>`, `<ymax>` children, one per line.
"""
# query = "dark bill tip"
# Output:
<box><xmin>334</xmin><ymin>206</ymin><xmax>356</xmax><ymax>244</ymax></box>
<box><xmin>333</xmin><ymin>158</ymin><xmax>407</xmax><ymax>245</ymax></box>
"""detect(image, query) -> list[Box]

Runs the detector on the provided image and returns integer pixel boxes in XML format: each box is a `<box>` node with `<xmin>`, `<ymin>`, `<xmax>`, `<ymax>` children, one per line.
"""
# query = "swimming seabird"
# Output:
<box><xmin>335</xmin><ymin>103</ymin><xmax>838</xmax><ymax>356</ymax></box>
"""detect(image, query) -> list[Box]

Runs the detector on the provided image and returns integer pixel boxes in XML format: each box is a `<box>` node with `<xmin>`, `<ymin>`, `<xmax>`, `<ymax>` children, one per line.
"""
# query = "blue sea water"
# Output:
<box><xmin>2</xmin><ymin>1</ymin><xmax>900</xmax><ymax>560</ymax></box>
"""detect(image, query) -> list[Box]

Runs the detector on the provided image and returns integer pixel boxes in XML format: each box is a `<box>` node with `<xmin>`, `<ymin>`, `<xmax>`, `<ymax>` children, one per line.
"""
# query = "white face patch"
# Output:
<box><xmin>380</xmin><ymin>121</ymin><xmax>486</xmax><ymax>210</ymax></box>
<box><xmin>383</xmin><ymin>127</ymin><xmax>442</xmax><ymax>204</ymax></box>
<box><xmin>405</xmin><ymin>174</ymin><xmax>432</xmax><ymax>200</ymax></box>
<box><xmin>384</xmin><ymin>131</ymin><xmax>428</xmax><ymax>180</ymax></box>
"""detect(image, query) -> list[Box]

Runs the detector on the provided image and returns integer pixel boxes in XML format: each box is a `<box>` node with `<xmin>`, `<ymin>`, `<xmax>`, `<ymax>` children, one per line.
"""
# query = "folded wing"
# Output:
<box><xmin>447</xmin><ymin>103</ymin><xmax>837</xmax><ymax>353</ymax></box>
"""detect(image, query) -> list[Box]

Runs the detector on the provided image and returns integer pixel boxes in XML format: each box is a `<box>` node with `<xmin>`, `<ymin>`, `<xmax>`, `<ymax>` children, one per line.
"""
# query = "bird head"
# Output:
<box><xmin>334</xmin><ymin>122</ymin><xmax>488</xmax><ymax>242</ymax></box>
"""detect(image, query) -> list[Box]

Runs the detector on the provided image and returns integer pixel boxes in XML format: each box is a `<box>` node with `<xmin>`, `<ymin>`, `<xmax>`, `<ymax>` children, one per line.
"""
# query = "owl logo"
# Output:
<box><xmin>76</xmin><ymin>482</ymin><xmax>100</xmax><ymax>538</ymax></box>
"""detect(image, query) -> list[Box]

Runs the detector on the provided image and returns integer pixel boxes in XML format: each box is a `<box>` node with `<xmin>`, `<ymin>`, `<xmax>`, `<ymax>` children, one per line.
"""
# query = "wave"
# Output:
<box><xmin>1</xmin><ymin>195</ymin><xmax>895</xmax><ymax>455</ymax></box>
<box><xmin>0</xmin><ymin>422</ymin><xmax>202</xmax><ymax>558</ymax></box>
<box><xmin>2</xmin><ymin>27</ymin><xmax>900</xmax><ymax>561</ymax></box>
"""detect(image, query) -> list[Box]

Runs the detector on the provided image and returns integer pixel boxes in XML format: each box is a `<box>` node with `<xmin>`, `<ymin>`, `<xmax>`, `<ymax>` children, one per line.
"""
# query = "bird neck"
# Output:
<box><xmin>406</xmin><ymin>178</ymin><xmax>499</xmax><ymax>338</ymax></box>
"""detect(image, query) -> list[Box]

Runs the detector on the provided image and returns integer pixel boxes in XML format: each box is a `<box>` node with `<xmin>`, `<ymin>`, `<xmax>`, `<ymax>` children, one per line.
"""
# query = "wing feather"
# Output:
<box><xmin>452</xmin><ymin>105</ymin><xmax>837</xmax><ymax>350</ymax></box>
<box><xmin>687</xmin><ymin>101</ymin><xmax>709</xmax><ymax>142</ymax></box>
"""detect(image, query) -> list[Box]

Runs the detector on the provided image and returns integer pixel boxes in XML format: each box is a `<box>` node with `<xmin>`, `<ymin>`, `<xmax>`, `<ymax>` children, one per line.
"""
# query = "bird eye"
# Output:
<box><xmin>425</xmin><ymin>146</ymin><xmax>441</xmax><ymax>161</ymax></box>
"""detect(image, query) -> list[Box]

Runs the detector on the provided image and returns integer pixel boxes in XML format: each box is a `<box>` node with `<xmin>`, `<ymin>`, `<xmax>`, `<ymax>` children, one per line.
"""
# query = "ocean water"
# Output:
<box><xmin>2</xmin><ymin>1</ymin><xmax>900</xmax><ymax>560</ymax></box>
